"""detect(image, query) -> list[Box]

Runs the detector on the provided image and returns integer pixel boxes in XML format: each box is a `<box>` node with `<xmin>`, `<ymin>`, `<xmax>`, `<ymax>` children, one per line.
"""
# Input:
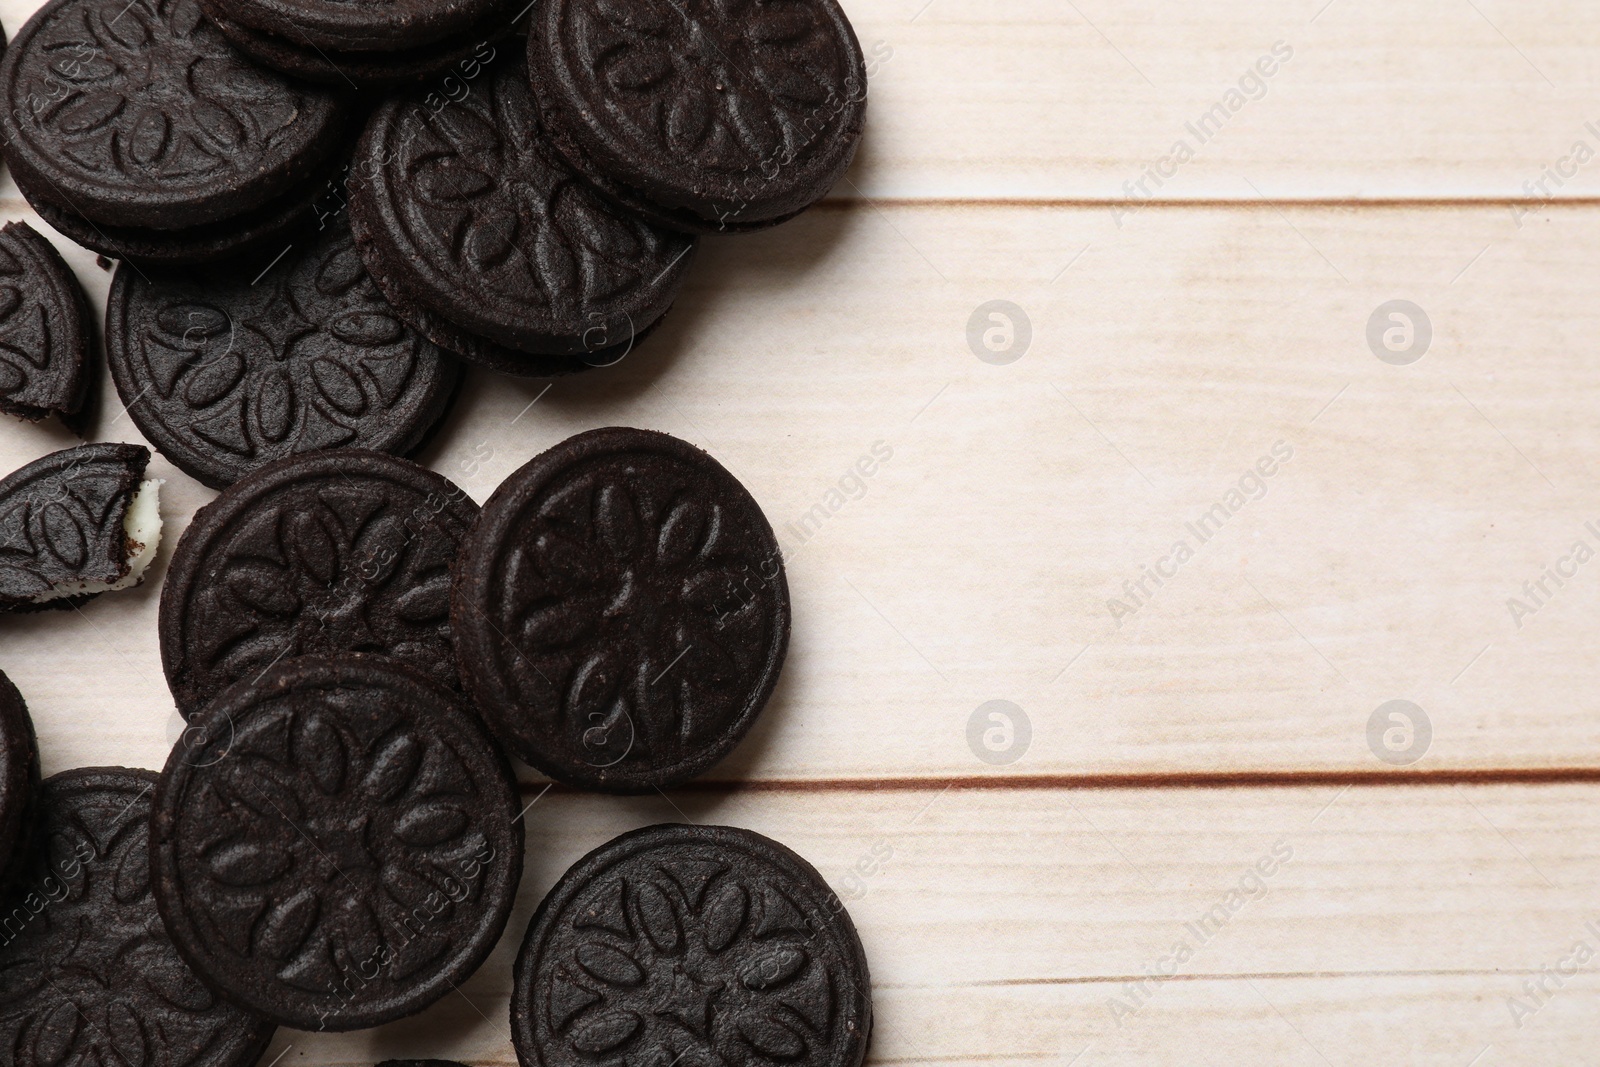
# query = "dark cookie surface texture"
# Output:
<box><xmin>199</xmin><ymin>0</ymin><xmax>514</xmax><ymax>86</ymax></box>
<box><xmin>19</xmin><ymin>158</ymin><xmax>338</xmax><ymax>267</ymax></box>
<box><xmin>107</xmin><ymin>216</ymin><xmax>459</xmax><ymax>489</ymax></box>
<box><xmin>0</xmin><ymin>222</ymin><xmax>90</xmax><ymax>422</ymax></box>
<box><xmin>0</xmin><ymin>443</ymin><xmax>150</xmax><ymax>613</ymax></box>
<box><xmin>512</xmin><ymin>824</ymin><xmax>872</xmax><ymax>1067</ymax></box>
<box><xmin>160</xmin><ymin>449</ymin><xmax>477</xmax><ymax>717</ymax></box>
<box><xmin>0</xmin><ymin>0</ymin><xmax>345</xmax><ymax>228</ymax></box>
<box><xmin>205</xmin><ymin>0</ymin><xmax>511</xmax><ymax>53</ymax></box>
<box><xmin>0</xmin><ymin>669</ymin><xmax>40</xmax><ymax>887</ymax></box>
<box><xmin>151</xmin><ymin>654</ymin><xmax>525</xmax><ymax>1030</ymax></box>
<box><xmin>527</xmin><ymin>0</ymin><xmax>867</xmax><ymax>232</ymax></box>
<box><xmin>348</xmin><ymin>50</ymin><xmax>695</xmax><ymax>368</ymax></box>
<box><xmin>0</xmin><ymin>768</ymin><xmax>277</xmax><ymax>1067</ymax></box>
<box><xmin>451</xmin><ymin>427</ymin><xmax>789</xmax><ymax>792</ymax></box>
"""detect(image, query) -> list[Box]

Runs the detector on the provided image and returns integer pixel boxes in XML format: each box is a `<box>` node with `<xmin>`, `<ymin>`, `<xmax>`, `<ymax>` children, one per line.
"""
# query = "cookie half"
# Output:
<box><xmin>0</xmin><ymin>443</ymin><xmax>161</xmax><ymax>613</ymax></box>
<box><xmin>0</xmin><ymin>221</ymin><xmax>90</xmax><ymax>422</ymax></box>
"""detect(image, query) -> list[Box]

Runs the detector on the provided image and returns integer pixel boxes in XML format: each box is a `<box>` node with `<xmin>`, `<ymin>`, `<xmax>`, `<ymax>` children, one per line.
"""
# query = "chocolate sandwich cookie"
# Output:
<box><xmin>0</xmin><ymin>669</ymin><xmax>40</xmax><ymax>887</ymax></box>
<box><xmin>159</xmin><ymin>447</ymin><xmax>476</xmax><ymax>716</ymax></box>
<box><xmin>512</xmin><ymin>824</ymin><xmax>872</xmax><ymax>1067</ymax></box>
<box><xmin>107</xmin><ymin>217</ymin><xmax>460</xmax><ymax>489</ymax></box>
<box><xmin>0</xmin><ymin>222</ymin><xmax>90</xmax><ymax>423</ymax></box>
<box><xmin>151</xmin><ymin>654</ymin><xmax>525</xmax><ymax>1031</ymax></box>
<box><xmin>0</xmin><ymin>768</ymin><xmax>277</xmax><ymax>1067</ymax></box>
<box><xmin>451</xmin><ymin>427</ymin><xmax>789</xmax><ymax>792</ymax></box>
<box><xmin>21</xmin><ymin>158</ymin><xmax>339</xmax><ymax>268</ymax></box>
<box><xmin>349</xmin><ymin>50</ymin><xmax>696</xmax><ymax>376</ymax></box>
<box><xmin>199</xmin><ymin>3</ymin><xmax>513</xmax><ymax>88</ymax></box>
<box><xmin>204</xmin><ymin>0</ymin><xmax>510</xmax><ymax>55</ymax></box>
<box><xmin>160</xmin><ymin>449</ymin><xmax>478</xmax><ymax>718</ymax></box>
<box><xmin>0</xmin><ymin>443</ymin><xmax>159</xmax><ymax>613</ymax></box>
<box><xmin>526</xmin><ymin>0</ymin><xmax>867</xmax><ymax>234</ymax></box>
<box><xmin>0</xmin><ymin>0</ymin><xmax>347</xmax><ymax>242</ymax></box>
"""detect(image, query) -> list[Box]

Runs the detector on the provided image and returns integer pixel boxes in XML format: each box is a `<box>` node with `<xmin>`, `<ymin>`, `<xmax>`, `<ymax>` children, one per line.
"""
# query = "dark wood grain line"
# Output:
<box><xmin>518</xmin><ymin>766</ymin><xmax>1600</xmax><ymax>796</ymax></box>
<box><xmin>809</xmin><ymin>195</ymin><xmax>1600</xmax><ymax>210</ymax></box>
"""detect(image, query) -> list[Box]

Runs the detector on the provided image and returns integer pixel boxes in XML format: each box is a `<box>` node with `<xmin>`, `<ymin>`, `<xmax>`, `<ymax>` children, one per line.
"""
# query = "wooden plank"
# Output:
<box><xmin>1</xmin><ymin>0</ymin><xmax>1600</xmax><ymax>203</ymax></box>
<box><xmin>253</xmin><ymin>784</ymin><xmax>1600</xmax><ymax>1065</ymax></box>
<box><xmin>4</xmin><ymin>200</ymin><xmax>1600</xmax><ymax>779</ymax></box>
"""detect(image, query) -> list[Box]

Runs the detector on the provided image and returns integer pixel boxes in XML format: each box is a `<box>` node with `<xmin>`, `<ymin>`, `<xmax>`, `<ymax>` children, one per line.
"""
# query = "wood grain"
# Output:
<box><xmin>253</xmin><ymin>786</ymin><xmax>1600</xmax><ymax>1066</ymax></box>
<box><xmin>4</xmin><ymin>200</ymin><xmax>1598</xmax><ymax>780</ymax></box>
<box><xmin>834</xmin><ymin>0</ymin><xmax>1600</xmax><ymax>202</ymax></box>
<box><xmin>0</xmin><ymin>0</ymin><xmax>1596</xmax><ymax>1062</ymax></box>
<box><xmin>3</xmin><ymin>0</ymin><xmax>1600</xmax><ymax>206</ymax></box>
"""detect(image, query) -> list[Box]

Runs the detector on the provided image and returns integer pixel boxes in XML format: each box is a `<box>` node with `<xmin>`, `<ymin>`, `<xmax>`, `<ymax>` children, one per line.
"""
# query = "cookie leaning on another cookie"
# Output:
<box><xmin>348</xmin><ymin>49</ymin><xmax>696</xmax><ymax>377</ymax></box>
<box><xmin>526</xmin><ymin>0</ymin><xmax>868</xmax><ymax>234</ymax></box>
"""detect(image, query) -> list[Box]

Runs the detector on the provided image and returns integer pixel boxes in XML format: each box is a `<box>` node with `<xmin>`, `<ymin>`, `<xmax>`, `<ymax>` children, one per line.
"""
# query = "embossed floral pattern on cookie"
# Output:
<box><xmin>108</xmin><ymin>219</ymin><xmax>458</xmax><ymax>489</ymax></box>
<box><xmin>513</xmin><ymin>825</ymin><xmax>871</xmax><ymax>1067</ymax></box>
<box><xmin>0</xmin><ymin>769</ymin><xmax>275</xmax><ymax>1067</ymax></box>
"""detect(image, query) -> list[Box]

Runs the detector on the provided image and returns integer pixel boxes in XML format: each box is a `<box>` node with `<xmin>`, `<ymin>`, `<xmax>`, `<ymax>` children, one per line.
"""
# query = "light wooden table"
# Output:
<box><xmin>2</xmin><ymin>0</ymin><xmax>1597</xmax><ymax>1063</ymax></box>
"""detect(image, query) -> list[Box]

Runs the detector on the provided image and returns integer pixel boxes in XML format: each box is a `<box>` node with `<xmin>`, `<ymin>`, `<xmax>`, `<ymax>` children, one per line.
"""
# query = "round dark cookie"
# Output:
<box><xmin>199</xmin><ymin>2</ymin><xmax>515</xmax><ymax>88</ymax></box>
<box><xmin>0</xmin><ymin>768</ymin><xmax>277</xmax><ymax>1067</ymax></box>
<box><xmin>0</xmin><ymin>222</ymin><xmax>90</xmax><ymax>422</ymax></box>
<box><xmin>0</xmin><ymin>669</ymin><xmax>40</xmax><ymax>888</ymax></box>
<box><xmin>150</xmin><ymin>654</ymin><xmax>525</xmax><ymax>1031</ymax></box>
<box><xmin>106</xmin><ymin>216</ymin><xmax>460</xmax><ymax>489</ymax></box>
<box><xmin>159</xmin><ymin>449</ymin><xmax>478</xmax><ymax>718</ymax></box>
<box><xmin>354</xmin><ymin>262</ymin><xmax>662</xmax><ymax>379</ymax></box>
<box><xmin>0</xmin><ymin>0</ymin><xmax>347</xmax><ymax>230</ymax></box>
<box><xmin>451</xmin><ymin>427</ymin><xmax>790</xmax><ymax>792</ymax></box>
<box><xmin>20</xmin><ymin>154</ymin><xmax>341</xmax><ymax>268</ymax></box>
<box><xmin>526</xmin><ymin>0</ymin><xmax>867</xmax><ymax>234</ymax></box>
<box><xmin>205</xmin><ymin>0</ymin><xmax>511</xmax><ymax>54</ymax></box>
<box><xmin>512</xmin><ymin>824</ymin><xmax>872</xmax><ymax>1067</ymax></box>
<box><xmin>347</xmin><ymin>50</ymin><xmax>695</xmax><ymax>373</ymax></box>
<box><xmin>0</xmin><ymin>443</ymin><xmax>151</xmax><ymax>613</ymax></box>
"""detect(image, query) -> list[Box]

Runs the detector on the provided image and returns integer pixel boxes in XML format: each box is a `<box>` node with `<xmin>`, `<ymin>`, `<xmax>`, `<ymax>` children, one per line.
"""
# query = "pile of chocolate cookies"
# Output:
<box><xmin>0</xmin><ymin>429</ymin><xmax>870</xmax><ymax>1066</ymax></box>
<box><xmin>0</xmin><ymin>0</ymin><xmax>868</xmax><ymax>398</ymax></box>
<box><xmin>0</xmin><ymin>0</ymin><xmax>876</xmax><ymax>1063</ymax></box>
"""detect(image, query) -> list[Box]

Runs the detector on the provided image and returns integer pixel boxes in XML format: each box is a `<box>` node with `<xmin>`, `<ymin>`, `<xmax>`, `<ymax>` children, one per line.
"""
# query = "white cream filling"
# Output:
<box><xmin>31</xmin><ymin>479</ymin><xmax>163</xmax><ymax>602</ymax></box>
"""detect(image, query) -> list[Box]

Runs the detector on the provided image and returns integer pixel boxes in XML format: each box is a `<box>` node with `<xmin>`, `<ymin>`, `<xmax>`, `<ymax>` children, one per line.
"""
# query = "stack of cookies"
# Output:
<box><xmin>196</xmin><ymin>0</ymin><xmax>519</xmax><ymax>87</ymax></box>
<box><xmin>0</xmin><ymin>0</ymin><xmax>868</xmax><ymax>387</ymax></box>
<box><xmin>0</xmin><ymin>0</ymin><xmax>349</xmax><ymax>267</ymax></box>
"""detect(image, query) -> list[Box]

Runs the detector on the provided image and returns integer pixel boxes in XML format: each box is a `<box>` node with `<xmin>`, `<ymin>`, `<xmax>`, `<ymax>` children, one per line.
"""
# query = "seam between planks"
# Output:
<box><xmin>517</xmin><ymin>766</ymin><xmax>1600</xmax><ymax>796</ymax></box>
<box><xmin>806</xmin><ymin>195</ymin><xmax>1600</xmax><ymax>210</ymax></box>
<box><xmin>4</xmin><ymin>194</ymin><xmax>1598</xmax><ymax>213</ymax></box>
